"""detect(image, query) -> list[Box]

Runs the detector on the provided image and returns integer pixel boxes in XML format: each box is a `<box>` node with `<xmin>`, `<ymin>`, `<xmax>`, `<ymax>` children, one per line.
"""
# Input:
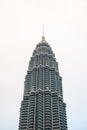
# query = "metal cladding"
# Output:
<box><xmin>18</xmin><ymin>37</ymin><xmax>68</xmax><ymax>130</ymax></box>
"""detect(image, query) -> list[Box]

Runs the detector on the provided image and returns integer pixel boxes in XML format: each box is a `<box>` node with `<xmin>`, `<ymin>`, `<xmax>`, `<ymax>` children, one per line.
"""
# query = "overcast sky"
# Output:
<box><xmin>0</xmin><ymin>0</ymin><xmax>87</xmax><ymax>130</ymax></box>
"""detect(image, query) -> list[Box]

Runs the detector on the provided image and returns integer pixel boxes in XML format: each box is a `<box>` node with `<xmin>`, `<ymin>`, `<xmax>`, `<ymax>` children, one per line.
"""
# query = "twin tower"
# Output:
<box><xmin>18</xmin><ymin>36</ymin><xmax>68</xmax><ymax>130</ymax></box>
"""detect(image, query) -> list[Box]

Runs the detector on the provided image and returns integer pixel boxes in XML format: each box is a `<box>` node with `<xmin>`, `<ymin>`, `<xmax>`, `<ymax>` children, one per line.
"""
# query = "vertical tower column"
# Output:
<box><xmin>18</xmin><ymin>36</ymin><xmax>68</xmax><ymax>130</ymax></box>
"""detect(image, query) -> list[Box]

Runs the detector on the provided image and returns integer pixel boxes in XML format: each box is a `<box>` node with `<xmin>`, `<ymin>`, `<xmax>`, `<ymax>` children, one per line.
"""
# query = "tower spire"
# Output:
<box><xmin>43</xmin><ymin>26</ymin><xmax>44</xmax><ymax>37</ymax></box>
<box><xmin>42</xmin><ymin>26</ymin><xmax>45</xmax><ymax>41</ymax></box>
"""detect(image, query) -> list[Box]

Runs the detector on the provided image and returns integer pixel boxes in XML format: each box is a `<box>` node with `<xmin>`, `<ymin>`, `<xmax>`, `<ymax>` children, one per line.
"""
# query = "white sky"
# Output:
<box><xmin>0</xmin><ymin>0</ymin><xmax>87</xmax><ymax>130</ymax></box>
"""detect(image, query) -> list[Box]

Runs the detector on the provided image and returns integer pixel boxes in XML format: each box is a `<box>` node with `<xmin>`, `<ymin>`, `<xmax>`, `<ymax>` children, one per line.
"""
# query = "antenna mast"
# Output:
<box><xmin>42</xmin><ymin>26</ymin><xmax>45</xmax><ymax>40</ymax></box>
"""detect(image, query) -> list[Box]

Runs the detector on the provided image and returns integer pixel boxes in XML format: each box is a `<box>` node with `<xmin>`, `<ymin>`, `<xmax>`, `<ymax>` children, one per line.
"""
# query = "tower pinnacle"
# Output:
<box><xmin>42</xmin><ymin>26</ymin><xmax>45</xmax><ymax>41</ymax></box>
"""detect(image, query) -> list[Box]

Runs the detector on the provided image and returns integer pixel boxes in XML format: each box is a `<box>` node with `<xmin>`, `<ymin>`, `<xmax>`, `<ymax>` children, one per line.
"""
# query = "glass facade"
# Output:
<box><xmin>18</xmin><ymin>36</ymin><xmax>68</xmax><ymax>130</ymax></box>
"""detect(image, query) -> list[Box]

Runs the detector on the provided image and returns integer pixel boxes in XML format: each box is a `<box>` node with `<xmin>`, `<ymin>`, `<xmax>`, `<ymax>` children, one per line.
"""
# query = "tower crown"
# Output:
<box><xmin>29</xmin><ymin>37</ymin><xmax>57</xmax><ymax>71</ymax></box>
<box><xmin>33</xmin><ymin>36</ymin><xmax>54</xmax><ymax>56</ymax></box>
<box><xmin>36</xmin><ymin>38</ymin><xmax>49</xmax><ymax>48</ymax></box>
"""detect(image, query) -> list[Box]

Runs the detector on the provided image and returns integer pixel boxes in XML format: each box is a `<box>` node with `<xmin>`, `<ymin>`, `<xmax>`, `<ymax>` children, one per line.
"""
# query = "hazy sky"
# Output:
<box><xmin>0</xmin><ymin>0</ymin><xmax>87</xmax><ymax>130</ymax></box>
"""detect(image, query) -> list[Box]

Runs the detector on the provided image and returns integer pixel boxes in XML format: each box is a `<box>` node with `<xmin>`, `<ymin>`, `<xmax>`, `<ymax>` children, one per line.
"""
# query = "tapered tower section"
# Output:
<box><xmin>18</xmin><ymin>36</ymin><xmax>68</xmax><ymax>130</ymax></box>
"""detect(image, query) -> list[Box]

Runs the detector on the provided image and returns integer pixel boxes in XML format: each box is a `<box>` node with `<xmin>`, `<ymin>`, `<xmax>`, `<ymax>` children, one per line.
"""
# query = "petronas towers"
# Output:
<box><xmin>18</xmin><ymin>35</ymin><xmax>68</xmax><ymax>130</ymax></box>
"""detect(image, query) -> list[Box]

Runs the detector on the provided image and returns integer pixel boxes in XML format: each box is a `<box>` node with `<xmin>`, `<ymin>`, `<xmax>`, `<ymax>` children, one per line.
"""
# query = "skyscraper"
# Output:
<box><xmin>18</xmin><ymin>35</ymin><xmax>68</xmax><ymax>130</ymax></box>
